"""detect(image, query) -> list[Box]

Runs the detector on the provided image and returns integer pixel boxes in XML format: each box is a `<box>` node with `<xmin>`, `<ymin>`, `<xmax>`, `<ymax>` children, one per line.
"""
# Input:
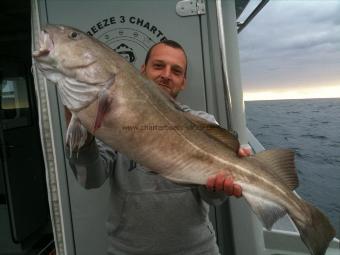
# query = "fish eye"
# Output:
<box><xmin>69</xmin><ymin>31</ymin><xmax>79</xmax><ymax>40</ymax></box>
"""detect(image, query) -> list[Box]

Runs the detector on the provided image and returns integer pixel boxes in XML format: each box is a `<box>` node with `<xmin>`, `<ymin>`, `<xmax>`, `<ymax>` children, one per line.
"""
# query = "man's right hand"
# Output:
<box><xmin>238</xmin><ymin>146</ymin><xmax>252</xmax><ymax>157</ymax></box>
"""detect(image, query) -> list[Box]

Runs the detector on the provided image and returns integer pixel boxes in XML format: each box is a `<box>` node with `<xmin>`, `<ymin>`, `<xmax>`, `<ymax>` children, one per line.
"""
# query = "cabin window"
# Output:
<box><xmin>1</xmin><ymin>77</ymin><xmax>32</xmax><ymax>129</ymax></box>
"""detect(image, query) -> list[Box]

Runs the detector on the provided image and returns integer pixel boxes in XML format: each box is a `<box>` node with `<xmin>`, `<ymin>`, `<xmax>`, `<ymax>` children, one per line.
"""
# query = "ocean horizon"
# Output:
<box><xmin>245</xmin><ymin>96</ymin><xmax>340</xmax><ymax>102</ymax></box>
<box><xmin>245</xmin><ymin>97</ymin><xmax>340</xmax><ymax>238</ymax></box>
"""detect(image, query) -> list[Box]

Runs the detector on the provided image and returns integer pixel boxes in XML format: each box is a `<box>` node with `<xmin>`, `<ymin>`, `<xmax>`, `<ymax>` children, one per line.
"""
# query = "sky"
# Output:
<box><xmin>237</xmin><ymin>0</ymin><xmax>340</xmax><ymax>101</ymax></box>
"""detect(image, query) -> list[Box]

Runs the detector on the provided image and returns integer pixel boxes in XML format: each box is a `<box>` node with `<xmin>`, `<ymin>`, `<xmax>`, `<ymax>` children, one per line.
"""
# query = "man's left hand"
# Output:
<box><xmin>206</xmin><ymin>173</ymin><xmax>242</xmax><ymax>197</ymax></box>
<box><xmin>206</xmin><ymin>146</ymin><xmax>252</xmax><ymax>197</ymax></box>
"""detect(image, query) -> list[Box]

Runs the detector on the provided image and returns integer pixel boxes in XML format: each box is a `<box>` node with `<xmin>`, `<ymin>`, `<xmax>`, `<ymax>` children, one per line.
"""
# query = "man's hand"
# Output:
<box><xmin>206</xmin><ymin>173</ymin><xmax>242</xmax><ymax>197</ymax></box>
<box><xmin>206</xmin><ymin>146</ymin><xmax>252</xmax><ymax>198</ymax></box>
<box><xmin>238</xmin><ymin>147</ymin><xmax>252</xmax><ymax>157</ymax></box>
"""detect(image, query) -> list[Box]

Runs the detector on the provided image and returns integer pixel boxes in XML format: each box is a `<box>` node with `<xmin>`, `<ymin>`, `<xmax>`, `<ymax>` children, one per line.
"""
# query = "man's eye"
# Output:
<box><xmin>153</xmin><ymin>64</ymin><xmax>163</xmax><ymax>69</ymax></box>
<box><xmin>173</xmin><ymin>69</ymin><xmax>183</xmax><ymax>76</ymax></box>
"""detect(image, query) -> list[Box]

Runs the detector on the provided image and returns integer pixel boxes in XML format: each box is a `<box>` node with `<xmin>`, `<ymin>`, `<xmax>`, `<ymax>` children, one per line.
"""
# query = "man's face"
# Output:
<box><xmin>141</xmin><ymin>44</ymin><xmax>187</xmax><ymax>99</ymax></box>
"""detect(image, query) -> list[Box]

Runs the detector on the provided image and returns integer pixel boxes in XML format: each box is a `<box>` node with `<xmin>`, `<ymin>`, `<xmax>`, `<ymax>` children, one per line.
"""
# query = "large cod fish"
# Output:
<box><xmin>33</xmin><ymin>25</ymin><xmax>335</xmax><ymax>255</ymax></box>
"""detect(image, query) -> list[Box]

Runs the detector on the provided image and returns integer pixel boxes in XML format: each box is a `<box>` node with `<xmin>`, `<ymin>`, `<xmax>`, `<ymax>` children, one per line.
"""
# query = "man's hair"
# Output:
<box><xmin>144</xmin><ymin>40</ymin><xmax>188</xmax><ymax>75</ymax></box>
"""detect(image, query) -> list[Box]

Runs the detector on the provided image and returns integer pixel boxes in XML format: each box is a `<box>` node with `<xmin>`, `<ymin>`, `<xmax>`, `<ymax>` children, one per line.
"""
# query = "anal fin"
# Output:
<box><xmin>243</xmin><ymin>191</ymin><xmax>287</xmax><ymax>230</ymax></box>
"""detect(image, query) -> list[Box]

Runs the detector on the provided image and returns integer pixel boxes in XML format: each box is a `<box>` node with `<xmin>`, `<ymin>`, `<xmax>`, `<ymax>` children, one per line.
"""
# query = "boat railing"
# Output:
<box><xmin>247</xmin><ymin>128</ymin><xmax>340</xmax><ymax>253</ymax></box>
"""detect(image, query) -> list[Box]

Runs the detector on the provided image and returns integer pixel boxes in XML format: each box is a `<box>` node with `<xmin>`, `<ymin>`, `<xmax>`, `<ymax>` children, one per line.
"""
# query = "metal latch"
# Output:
<box><xmin>176</xmin><ymin>0</ymin><xmax>206</xmax><ymax>17</ymax></box>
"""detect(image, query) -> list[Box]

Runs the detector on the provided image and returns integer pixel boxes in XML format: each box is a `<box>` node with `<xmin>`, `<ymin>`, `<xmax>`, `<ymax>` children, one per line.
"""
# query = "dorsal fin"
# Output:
<box><xmin>154</xmin><ymin>86</ymin><xmax>240</xmax><ymax>153</ymax></box>
<box><xmin>254</xmin><ymin>149</ymin><xmax>298</xmax><ymax>190</ymax></box>
<box><xmin>183</xmin><ymin>112</ymin><xmax>240</xmax><ymax>153</ymax></box>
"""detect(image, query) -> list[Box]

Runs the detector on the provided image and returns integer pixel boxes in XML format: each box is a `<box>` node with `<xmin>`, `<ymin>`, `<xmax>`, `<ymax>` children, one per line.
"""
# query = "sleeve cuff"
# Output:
<box><xmin>198</xmin><ymin>186</ymin><xmax>227</xmax><ymax>206</ymax></box>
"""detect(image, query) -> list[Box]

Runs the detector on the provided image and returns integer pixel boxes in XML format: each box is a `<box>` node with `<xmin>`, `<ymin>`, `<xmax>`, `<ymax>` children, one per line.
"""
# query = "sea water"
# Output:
<box><xmin>245</xmin><ymin>98</ymin><xmax>340</xmax><ymax>238</ymax></box>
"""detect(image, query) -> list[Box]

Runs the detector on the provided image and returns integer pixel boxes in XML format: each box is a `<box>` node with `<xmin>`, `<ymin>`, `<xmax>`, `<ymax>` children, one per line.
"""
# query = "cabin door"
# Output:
<box><xmin>41</xmin><ymin>0</ymin><xmax>234</xmax><ymax>254</ymax></box>
<box><xmin>0</xmin><ymin>59</ymin><xmax>49</xmax><ymax>244</ymax></box>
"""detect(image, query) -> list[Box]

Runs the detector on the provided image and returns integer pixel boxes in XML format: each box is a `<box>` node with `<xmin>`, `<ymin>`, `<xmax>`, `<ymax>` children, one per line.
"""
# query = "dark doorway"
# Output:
<box><xmin>0</xmin><ymin>1</ymin><xmax>54</xmax><ymax>254</ymax></box>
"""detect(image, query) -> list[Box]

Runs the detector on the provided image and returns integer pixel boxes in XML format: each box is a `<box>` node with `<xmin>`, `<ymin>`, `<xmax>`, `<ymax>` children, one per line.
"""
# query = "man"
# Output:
<box><xmin>67</xmin><ymin>40</ymin><xmax>250</xmax><ymax>254</ymax></box>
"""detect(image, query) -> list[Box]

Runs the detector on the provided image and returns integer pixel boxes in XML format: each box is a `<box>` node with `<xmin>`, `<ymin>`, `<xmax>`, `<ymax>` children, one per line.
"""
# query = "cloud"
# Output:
<box><xmin>238</xmin><ymin>0</ymin><xmax>340</xmax><ymax>97</ymax></box>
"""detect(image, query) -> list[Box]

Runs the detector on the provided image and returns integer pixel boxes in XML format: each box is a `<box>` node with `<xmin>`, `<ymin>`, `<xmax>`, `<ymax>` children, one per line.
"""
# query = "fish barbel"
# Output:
<box><xmin>33</xmin><ymin>25</ymin><xmax>335</xmax><ymax>255</ymax></box>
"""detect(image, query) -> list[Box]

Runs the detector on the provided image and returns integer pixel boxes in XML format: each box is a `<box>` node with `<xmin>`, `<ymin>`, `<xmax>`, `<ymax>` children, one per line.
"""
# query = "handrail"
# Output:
<box><xmin>237</xmin><ymin>0</ymin><xmax>270</xmax><ymax>33</ymax></box>
<box><xmin>216</xmin><ymin>0</ymin><xmax>232</xmax><ymax>130</ymax></box>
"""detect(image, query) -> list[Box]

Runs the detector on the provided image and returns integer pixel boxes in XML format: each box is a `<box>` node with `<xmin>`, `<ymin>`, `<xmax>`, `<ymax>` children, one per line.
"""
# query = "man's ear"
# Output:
<box><xmin>181</xmin><ymin>77</ymin><xmax>187</xmax><ymax>91</ymax></box>
<box><xmin>140</xmin><ymin>64</ymin><xmax>146</xmax><ymax>74</ymax></box>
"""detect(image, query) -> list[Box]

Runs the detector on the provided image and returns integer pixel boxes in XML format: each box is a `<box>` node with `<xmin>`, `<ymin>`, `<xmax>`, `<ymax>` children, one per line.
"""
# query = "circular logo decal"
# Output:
<box><xmin>87</xmin><ymin>16</ymin><xmax>167</xmax><ymax>67</ymax></box>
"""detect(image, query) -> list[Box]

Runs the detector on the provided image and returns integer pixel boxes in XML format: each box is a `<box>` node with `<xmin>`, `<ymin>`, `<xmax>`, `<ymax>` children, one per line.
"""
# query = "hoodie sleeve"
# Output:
<box><xmin>66</xmin><ymin>138</ymin><xmax>117</xmax><ymax>189</ymax></box>
<box><xmin>198</xmin><ymin>186</ymin><xmax>227</xmax><ymax>206</ymax></box>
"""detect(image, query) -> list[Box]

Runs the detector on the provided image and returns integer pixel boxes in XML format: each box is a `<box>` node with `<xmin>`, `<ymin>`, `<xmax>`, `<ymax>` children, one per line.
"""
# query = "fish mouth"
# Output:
<box><xmin>32</xmin><ymin>29</ymin><xmax>54</xmax><ymax>58</ymax></box>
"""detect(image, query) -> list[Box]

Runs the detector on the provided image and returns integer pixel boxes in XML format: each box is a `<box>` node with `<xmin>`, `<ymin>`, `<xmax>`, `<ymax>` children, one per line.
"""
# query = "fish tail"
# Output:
<box><xmin>291</xmin><ymin>201</ymin><xmax>335</xmax><ymax>255</ymax></box>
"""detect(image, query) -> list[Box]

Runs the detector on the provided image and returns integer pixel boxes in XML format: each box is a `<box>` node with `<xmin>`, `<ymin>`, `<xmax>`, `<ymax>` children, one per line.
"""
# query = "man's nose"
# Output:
<box><xmin>160</xmin><ymin>66</ymin><xmax>171</xmax><ymax>79</ymax></box>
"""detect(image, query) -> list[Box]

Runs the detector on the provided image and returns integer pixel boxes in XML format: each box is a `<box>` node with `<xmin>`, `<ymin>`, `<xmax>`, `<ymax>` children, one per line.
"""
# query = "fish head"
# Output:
<box><xmin>32</xmin><ymin>24</ymin><xmax>116</xmax><ymax>111</ymax></box>
<box><xmin>33</xmin><ymin>25</ymin><xmax>104</xmax><ymax>82</ymax></box>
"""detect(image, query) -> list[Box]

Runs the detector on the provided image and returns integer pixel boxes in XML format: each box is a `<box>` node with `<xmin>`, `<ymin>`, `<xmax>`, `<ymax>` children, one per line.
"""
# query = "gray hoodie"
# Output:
<box><xmin>67</xmin><ymin>105</ymin><xmax>226</xmax><ymax>255</ymax></box>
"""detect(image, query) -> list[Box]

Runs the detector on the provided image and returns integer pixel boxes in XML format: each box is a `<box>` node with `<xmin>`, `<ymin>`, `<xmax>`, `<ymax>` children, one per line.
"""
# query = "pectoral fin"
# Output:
<box><xmin>66</xmin><ymin>113</ymin><xmax>88</xmax><ymax>156</ymax></box>
<box><xmin>93</xmin><ymin>75</ymin><xmax>115</xmax><ymax>131</ymax></box>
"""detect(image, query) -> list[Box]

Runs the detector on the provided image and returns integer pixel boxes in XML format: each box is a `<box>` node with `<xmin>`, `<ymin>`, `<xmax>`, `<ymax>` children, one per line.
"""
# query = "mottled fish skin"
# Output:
<box><xmin>33</xmin><ymin>25</ymin><xmax>336</xmax><ymax>255</ymax></box>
